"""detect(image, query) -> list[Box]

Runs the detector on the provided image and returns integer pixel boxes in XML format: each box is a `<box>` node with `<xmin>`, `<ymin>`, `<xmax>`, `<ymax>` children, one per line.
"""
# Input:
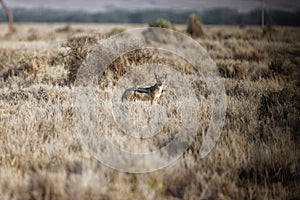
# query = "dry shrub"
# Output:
<box><xmin>66</xmin><ymin>161</ymin><xmax>83</xmax><ymax>178</ymax></box>
<box><xmin>262</xmin><ymin>24</ymin><xmax>299</xmax><ymax>43</ymax></box>
<box><xmin>0</xmin><ymin>86</ymin><xmax>62</xmax><ymax>105</ymax></box>
<box><xmin>0</xmin><ymin>49</ymin><xmax>44</xmax><ymax>82</ymax></box>
<box><xmin>268</xmin><ymin>53</ymin><xmax>299</xmax><ymax>80</ymax></box>
<box><xmin>104</xmin><ymin>49</ymin><xmax>154</xmax><ymax>75</ymax></box>
<box><xmin>55</xmin><ymin>24</ymin><xmax>72</xmax><ymax>33</ymax></box>
<box><xmin>63</xmin><ymin>36</ymin><xmax>159</xmax><ymax>87</ymax></box>
<box><xmin>26</xmin><ymin>28</ymin><xmax>41</xmax><ymax>41</ymax></box>
<box><xmin>100</xmin><ymin>48</ymin><xmax>197</xmax><ymax>87</ymax></box>
<box><xmin>186</xmin><ymin>13</ymin><xmax>205</xmax><ymax>38</ymax></box>
<box><xmin>223</xmin><ymin>40</ymin><xmax>265</xmax><ymax>62</ymax></box>
<box><xmin>259</xmin><ymin>88</ymin><xmax>300</xmax><ymax>126</ymax></box>
<box><xmin>1</xmin><ymin>53</ymin><xmax>51</xmax><ymax>81</ymax></box>
<box><xmin>250</xmin><ymin>66</ymin><xmax>270</xmax><ymax>81</ymax></box>
<box><xmin>0</xmin><ymin>89</ymin><xmax>29</xmax><ymax>102</ymax></box>
<box><xmin>0</xmin><ymin>51</ymin><xmax>63</xmax><ymax>83</ymax></box>
<box><xmin>258</xmin><ymin>87</ymin><xmax>300</xmax><ymax>151</ymax></box>
<box><xmin>106</xmin><ymin>27</ymin><xmax>125</xmax><ymax>37</ymax></box>
<box><xmin>243</xmin><ymin>27</ymin><xmax>262</xmax><ymax>40</ymax></box>
<box><xmin>216</xmin><ymin>59</ymin><xmax>272</xmax><ymax>81</ymax></box>
<box><xmin>268</xmin><ymin>56</ymin><xmax>286</xmax><ymax>74</ymax></box>
<box><xmin>55</xmin><ymin>24</ymin><xmax>83</xmax><ymax>34</ymax></box>
<box><xmin>149</xmin><ymin>19</ymin><xmax>176</xmax><ymax>30</ymax></box>
<box><xmin>264</xmin><ymin>42</ymin><xmax>300</xmax><ymax>81</ymax></box>
<box><xmin>263</xmin><ymin>22</ymin><xmax>277</xmax><ymax>40</ymax></box>
<box><xmin>2</xmin><ymin>65</ymin><xmax>30</xmax><ymax>82</ymax></box>
<box><xmin>217</xmin><ymin>60</ymin><xmax>248</xmax><ymax>79</ymax></box>
<box><xmin>0</xmin><ymin>49</ymin><xmax>22</xmax><ymax>79</ymax></box>
<box><xmin>63</xmin><ymin>35</ymin><xmax>98</xmax><ymax>85</ymax></box>
<box><xmin>99</xmin><ymin>48</ymin><xmax>166</xmax><ymax>87</ymax></box>
<box><xmin>208</xmin><ymin>25</ymin><xmax>262</xmax><ymax>41</ymax></box>
<box><xmin>164</xmin><ymin>171</ymin><xmax>191</xmax><ymax>199</ymax></box>
<box><xmin>62</xmin><ymin>28</ymin><xmax>200</xmax><ymax>88</ymax></box>
<box><xmin>234</xmin><ymin>48</ymin><xmax>262</xmax><ymax>62</ymax></box>
<box><xmin>1</xmin><ymin>51</ymin><xmax>67</xmax><ymax>85</ymax></box>
<box><xmin>0</xmin><ymin>49</ymin><xmax>18</xmax><ymax>71</ymax></box>
<box><xmin>27</xmin><ymin>32</ymin><xmax>40</xmax><ymax>41</ymax></box>
<box><xmin>226</xmin><ymin>83</ymin><xmax>250</xmax><ymax>98</ymax></box>
<box><xmin>200</xmin><ymin>41</ymin><xmax>229</xmax><ymax>60</ymax></box>
<box><xmin>27</xmin><ymin>172</ymin><xmax>65</xmax><ymax>200</ymax></box>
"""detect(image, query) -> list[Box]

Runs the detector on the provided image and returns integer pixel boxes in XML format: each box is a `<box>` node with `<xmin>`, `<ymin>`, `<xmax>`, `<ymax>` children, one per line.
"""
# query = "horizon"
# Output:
<box><xmin>7</xmin><ymin>6</ymin><xmax>300</xmax><ymax>14</ymax></box>
<box><xmin>5</xmin><ymin>0</ymin><xmax>300</xmax><ymax>13</ymax></box>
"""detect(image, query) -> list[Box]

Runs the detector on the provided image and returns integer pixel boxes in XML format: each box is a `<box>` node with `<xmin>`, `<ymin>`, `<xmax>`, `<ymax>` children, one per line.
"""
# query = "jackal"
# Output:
<box><xmin>121</xmin><ymin>73</ymin><xmax>166</xmax><ymax>105</ymax></box>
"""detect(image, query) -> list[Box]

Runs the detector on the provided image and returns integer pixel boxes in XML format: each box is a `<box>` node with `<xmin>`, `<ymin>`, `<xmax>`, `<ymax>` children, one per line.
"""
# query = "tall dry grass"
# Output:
<box><xmin>0</xmin><ymin>23</ymin><xmax>299</xmax><ymax>199</ymax></box>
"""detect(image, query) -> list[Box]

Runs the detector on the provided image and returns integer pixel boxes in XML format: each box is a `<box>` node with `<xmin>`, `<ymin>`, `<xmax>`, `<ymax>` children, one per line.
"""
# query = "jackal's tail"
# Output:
<box><xmin>121</xmin><ymin>87</ymin><xmax>136</xmax><ymax>101</ymax></box>
<box><xmin>121</xmin><ymin>87</ymin><xmax>152</xmax><ymax>101</ymax></box>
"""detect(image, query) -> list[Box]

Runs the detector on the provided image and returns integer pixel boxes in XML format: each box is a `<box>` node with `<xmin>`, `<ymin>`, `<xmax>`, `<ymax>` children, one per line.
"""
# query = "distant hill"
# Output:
<box><xmin>0</xmin><ymin>8</ymin><xmax>299</xmax><ymax>26</ymax></box>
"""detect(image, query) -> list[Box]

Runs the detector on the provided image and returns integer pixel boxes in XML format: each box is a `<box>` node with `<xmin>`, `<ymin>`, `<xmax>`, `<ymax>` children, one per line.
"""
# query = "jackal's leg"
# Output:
<box><xmin>130</xmin><ymin>93</ymin><xmax>136</xmax><ymax>102</ymax></box>
<box><xmin>151</xmin><ymin>97</ymin><xmax>156</xmax><ymax>105</ymax></box>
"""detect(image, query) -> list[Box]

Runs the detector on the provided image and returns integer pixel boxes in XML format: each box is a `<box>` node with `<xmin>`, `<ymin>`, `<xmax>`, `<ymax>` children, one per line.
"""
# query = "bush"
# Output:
<box><xmin>106</xmin><ymin>27</ymin><xmax>125</xmax><ymax>37</ymax></box>
<box><xmin>262</xmin><ymin>22</ymin><xmax>276</xmax><ymax>40</ymax></box>
<box><xmin>216</xmin><ymin>60</ymin><xmax>247</xmax><ymax>79</ymax></box>
<box><xmin>258</xmin><ymin>88</ymin><xmax>300</xmax><ymax>136</ymax></box>
<box><xmin>149</xmin><ymin>19</ymin><xmax>176</xmax><ymax>30</ymax></box>
<box><xmin>63</xmin><ymin>36</ymin><xmax>98</xmax><ymax>85</ymax></box>
<box><xmin>55</xmin><ymin>24</ymin><xmax>72</xmax><ymax>33</ymax></box>
<box><xmin>186</xmin><ymin>14</ymin><xmax>205</xmax><ymax>38</ymax></box>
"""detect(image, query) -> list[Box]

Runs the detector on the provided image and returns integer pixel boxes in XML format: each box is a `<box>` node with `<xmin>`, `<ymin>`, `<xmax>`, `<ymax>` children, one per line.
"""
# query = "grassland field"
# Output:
<box><xmin>0</xmin><ymin>23</ymin><xmax>299</xmax><ymax>199</ymax></box>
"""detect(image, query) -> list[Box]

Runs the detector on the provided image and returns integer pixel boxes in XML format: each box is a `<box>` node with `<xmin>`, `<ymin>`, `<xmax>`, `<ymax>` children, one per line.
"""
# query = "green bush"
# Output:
<box><xmin>106</xmin><ymin>27</ymin><xmax>125</xmax><ymax>37</ymax></box>
<box><xmin>149</xmin><ymin>19</ymin><xmax>176</xmax><ymax>30</ymax></box>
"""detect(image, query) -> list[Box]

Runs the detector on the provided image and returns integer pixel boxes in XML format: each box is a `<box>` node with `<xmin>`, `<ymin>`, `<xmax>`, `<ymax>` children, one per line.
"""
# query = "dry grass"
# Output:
<box><xmin>0</xmin><ymin>23</ymin><xmax>299</xmax><ymax>199</ymax></box>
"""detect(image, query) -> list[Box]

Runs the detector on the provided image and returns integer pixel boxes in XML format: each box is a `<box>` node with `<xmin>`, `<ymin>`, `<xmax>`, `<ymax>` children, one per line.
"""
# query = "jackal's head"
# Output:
<box><xmin>154</xmin><ymin>73</ymin><xmax>167</xmax><ymax>87</ymax></box>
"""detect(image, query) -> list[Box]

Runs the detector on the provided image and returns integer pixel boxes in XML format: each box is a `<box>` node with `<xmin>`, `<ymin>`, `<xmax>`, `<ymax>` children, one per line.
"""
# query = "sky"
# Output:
<box><xmin>5</xmin><ymin>0</ymin><xmax>300</xmax><ymax>13</ymax></box>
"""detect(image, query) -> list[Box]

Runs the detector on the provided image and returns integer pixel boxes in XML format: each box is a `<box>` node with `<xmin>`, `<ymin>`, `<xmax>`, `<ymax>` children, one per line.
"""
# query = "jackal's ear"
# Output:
<box><xmin>164</xmin><ymin>73</ymin><xmax>167</xmax><ymax>79</ymax></box>
<box><xmin>154</xmin><ymin>73</ymin><xmax>158</xmax><ymax>80</ymax></box>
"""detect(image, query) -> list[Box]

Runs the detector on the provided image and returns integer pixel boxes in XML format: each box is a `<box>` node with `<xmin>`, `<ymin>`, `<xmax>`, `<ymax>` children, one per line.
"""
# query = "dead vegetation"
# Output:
<box><xmin>62</xmin><ymin>35</ymin><xmax>98</xmax><ymax>85</ymax></box>
<box><xmin>0</xmin><ymin>23</ymin><xmax>299</xmax><ymax>199</ymax></box>
<box><xmin>186</xmin><ymin>14</ymin><xmax>205</xmax><ymax>38</ymax></box>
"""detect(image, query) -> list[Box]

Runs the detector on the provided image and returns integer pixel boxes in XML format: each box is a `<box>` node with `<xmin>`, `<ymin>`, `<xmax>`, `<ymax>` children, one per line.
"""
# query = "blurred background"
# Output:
<box><xmin>1</xmin><ymin>0</ymin><xmax>299</xmax><ymax>26</ymax></box>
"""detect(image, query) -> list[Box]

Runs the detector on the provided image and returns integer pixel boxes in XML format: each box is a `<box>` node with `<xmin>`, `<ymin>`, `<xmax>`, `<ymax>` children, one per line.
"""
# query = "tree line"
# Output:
<box><xmin>0</xmin><ymin>8</ymin><xmax>299</xmax><ymax>26</ymax></box>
